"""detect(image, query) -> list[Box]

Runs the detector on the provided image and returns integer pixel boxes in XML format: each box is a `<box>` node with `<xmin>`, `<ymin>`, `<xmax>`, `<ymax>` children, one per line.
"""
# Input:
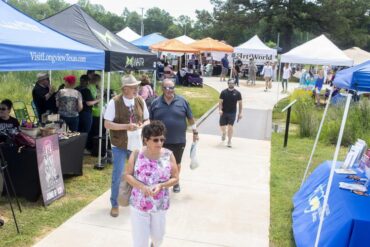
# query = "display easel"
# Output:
<box><xmin>0</xmin><ymin>145</ymin><xmax>22</xmax><ymax>233</ymax></box>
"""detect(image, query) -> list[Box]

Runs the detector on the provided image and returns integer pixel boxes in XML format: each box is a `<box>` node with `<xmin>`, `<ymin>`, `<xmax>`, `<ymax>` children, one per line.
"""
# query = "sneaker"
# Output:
<box><xmin>264</xmin><ymin>89</ymin><xmax>267</xmax><ymax>92</ymax></box>
<box><xmin>173</xmin><ymin>184</ymin><xmax>181</xmax><ymax>193</ymax></box>
<box><xmin>110</xmin><ymin>207</ymin><xmax>119</xmax><ymax>217</ymax></box>
<box><xmin>227</xmin><ymin>141</ymin><xmax>232</xmax><ymax>148</ymax></box>
<box><xmin>221</xmin><ymin>133</ymin><xmax>226</xmax><ymax>141</ymax></box>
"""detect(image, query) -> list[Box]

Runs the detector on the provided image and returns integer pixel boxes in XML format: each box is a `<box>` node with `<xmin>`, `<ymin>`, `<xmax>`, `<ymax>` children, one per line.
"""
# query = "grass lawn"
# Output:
<box><xmin>0</xmin><ymin>156</ymin><xmax>111</xmax><ymax>247</ymax></box>
<box><xmin>269</xmin><ymin>124</ymin><xmax>347</xmax><ymax>247</ymax></box>
<box><xmin>0</xmin><ymin>84</ymin><xmax>219</xmax><ymax>247</ymax></box>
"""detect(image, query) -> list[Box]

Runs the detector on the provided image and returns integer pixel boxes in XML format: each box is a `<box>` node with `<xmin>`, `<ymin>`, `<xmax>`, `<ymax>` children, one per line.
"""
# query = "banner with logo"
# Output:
<box><xmin>233</xmin><ymin>52</ymin><xmax>275</xmax><ymax>65</ymax></box>
<box><xmin>36</xmin><ymin>134</ymin><xmax>65</xmax><ymax>206</ymax></box>
<box><xmin>109</xmin><ymin>51</ymin><xmax>157</xmax><ymax>71</ymax></box>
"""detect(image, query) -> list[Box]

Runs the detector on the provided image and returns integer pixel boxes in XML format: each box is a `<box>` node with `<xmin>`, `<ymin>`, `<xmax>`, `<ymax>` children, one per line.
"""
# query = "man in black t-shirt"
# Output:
<box><xmin>219</xmin><ymin>79</ymin><xmax>242</xmax><ymax>148</ymax></box>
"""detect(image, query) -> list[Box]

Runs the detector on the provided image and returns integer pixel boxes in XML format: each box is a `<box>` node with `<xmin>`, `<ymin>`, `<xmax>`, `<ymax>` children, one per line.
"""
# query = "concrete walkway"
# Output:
<box><xmin>33</xmin><ymin>78</ymin><xmax>297</xmax><ymax>247</ymax></box>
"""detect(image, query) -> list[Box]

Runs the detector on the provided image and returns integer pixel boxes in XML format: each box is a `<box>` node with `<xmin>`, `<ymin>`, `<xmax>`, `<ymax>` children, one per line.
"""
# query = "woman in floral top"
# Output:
<box><xmin>125</xmin><ymin>120</ymin><xmax>179</xmax><ymax>247</ymax></box>
<box><xmin>56</xmin><ymin>75</ymin><xmax>82</xmax><ymax>131</ymax></box>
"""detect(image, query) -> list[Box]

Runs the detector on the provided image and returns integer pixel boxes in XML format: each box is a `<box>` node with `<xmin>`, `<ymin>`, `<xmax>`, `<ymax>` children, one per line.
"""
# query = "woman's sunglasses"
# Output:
<box><xmin>150</xmin><ymin>137</ymin><xmax>165</xmax><ymax>143</ymax></box>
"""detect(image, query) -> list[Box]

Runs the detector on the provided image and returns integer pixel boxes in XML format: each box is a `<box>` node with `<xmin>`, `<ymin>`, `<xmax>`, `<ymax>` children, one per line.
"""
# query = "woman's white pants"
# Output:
<box><xmin>130</xmin><ymin>206</ymin><xmax>166</xmax><ymax>247</ymax></box>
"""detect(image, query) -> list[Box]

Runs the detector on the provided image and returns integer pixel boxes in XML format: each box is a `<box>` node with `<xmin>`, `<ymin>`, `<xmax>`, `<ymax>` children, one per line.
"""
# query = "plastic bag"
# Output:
<box><xmin>190</xmin><ymin>142</ymin><xmax>199</xmax><ymax>170</ymax></box>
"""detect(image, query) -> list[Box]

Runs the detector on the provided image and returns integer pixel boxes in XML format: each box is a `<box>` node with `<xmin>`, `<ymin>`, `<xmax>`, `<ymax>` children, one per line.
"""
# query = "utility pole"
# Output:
<box><xmin>140</xmin><ymin>7</ymin><xmax>144</xmax><ymax>37</ymax></box>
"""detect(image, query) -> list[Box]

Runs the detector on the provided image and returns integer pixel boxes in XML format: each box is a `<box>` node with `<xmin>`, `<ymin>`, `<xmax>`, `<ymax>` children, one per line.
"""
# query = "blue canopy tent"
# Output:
<box><xmin>298</xmin><ymin>61</ymin><xmax>370</xmax><ymax>246</ymax></box>
<box><xmin>132</xmin><ymin>33</ymin><xmax>167</xmax><ymax>51</ymax></box>
<box><xmin>0</xmin><ymin>1</ymin><xmax>104</xmax><ymax>71</ymax></box>
<box><xmin>333</xmin><ymin>60</ymin><xmax>370</xmax><ymax>92</ymax></box>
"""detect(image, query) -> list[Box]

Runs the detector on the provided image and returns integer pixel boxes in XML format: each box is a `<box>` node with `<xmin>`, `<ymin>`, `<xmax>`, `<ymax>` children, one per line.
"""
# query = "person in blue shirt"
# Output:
<box><xmin>150</xmin><ymin>79</ymin><xmax>199</xmax><ymax>193</ymax></box>
<box><xmin>220</xmin><ymin>54</ymin><xmax>229</xmax><ymax>82</ymax></box>
<box><xmin>314</xmin><ymin>70</ymin><xmax>325</xmax><ymax>106</ymax></box>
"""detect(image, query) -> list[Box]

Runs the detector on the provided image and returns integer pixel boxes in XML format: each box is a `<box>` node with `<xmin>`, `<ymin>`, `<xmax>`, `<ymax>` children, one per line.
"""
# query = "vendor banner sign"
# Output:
<box><xmin>36</xmin><ymin>134</ymin><xmax>65</xmax><ymax>206</ymax></box>
<box><xmin>233</xmin><ymin>53</ymin><xmax>275</xmax><ymax>65</ymax></box>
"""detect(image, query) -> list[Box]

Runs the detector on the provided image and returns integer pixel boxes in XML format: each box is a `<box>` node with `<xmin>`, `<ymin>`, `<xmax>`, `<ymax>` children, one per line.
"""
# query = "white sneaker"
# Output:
<box><xmin>227</xmin><ymin>141</ymin><xmax>232</xmax><ymax>148</ymax></box>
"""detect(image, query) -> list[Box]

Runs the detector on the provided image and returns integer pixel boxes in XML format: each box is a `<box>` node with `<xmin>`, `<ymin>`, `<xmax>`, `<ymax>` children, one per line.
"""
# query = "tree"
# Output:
<box><xmin>177</xmin><ymin>15</ymin><xmax>193</xmax><ymax>36</ymax></box>
<box><xmin>191</xmin><ymin>10</ymin><xmax>215</xmax><ymax>39</ymax></box>
<box><xmin>143</xmin><ymin>7</ymin><xmax>174</xmax><ymax>36</ymax></box>
<box><xmin>122</xmin><ymin>8</ymin><xmax>142</xmax><ymax>34</ymax></box>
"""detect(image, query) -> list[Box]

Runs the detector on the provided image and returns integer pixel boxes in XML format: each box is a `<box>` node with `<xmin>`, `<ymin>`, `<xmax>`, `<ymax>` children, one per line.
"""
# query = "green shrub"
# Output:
<box><xmin>321</xmin><ymin>98</ymin><xmax>370</xmax><ymax>146</ymax></box>
<box><xmin>290</xmin><ymin>89</ymin><xmax>319</xmax><ymax>137</ymax></box>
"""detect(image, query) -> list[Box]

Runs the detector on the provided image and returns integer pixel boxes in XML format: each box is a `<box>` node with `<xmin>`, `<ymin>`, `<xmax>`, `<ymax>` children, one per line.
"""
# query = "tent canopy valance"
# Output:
<box><xmin>116</xmin><ymin>27</ymin><xmax>141</xmax><ymax>42</ymax></box>
<box><xmin>281</xmin><ymin>35</ymin><xmax>353</xmax><ymax>66</ymax></box>
<box><xmin>41</xmin><ymin>5</ymin><xmax>156</xmax><ymax>71</ymax></box>
<box><xmin>234</xmin><ymin>35</ymin><xmax>277</xmax><ymax>64</ymax></box>
<box><xmin>189</xmin><ymin>37</ymin><xmax>234</xmax><ymax>52</ymax></box>
<box><xmin>0</xmin><ymin>1</ymin><xmax>104</xmax><ymax>71</ymax></box>
<box><xmin>343</xmin><ymin>47</ymin><xmax>370</xmax><ymax>66</ymax></box>
<box><xmin>333</xmin><ymin>60</ymin><xmax>370</xmax><ymax>92</ymax></box>
<box><xmin>150</xmin><ymin>39</ymin><xmax>199</xmax><ymax>53</ymax></box>
<box><xmin>132</xmin><ymin>33</ymin><xmax>168</xmax><ymax>51</ymax></box>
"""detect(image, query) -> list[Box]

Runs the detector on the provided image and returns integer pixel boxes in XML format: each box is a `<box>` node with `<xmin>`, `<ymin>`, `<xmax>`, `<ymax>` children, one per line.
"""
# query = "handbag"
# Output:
<box><xmin>12</xmin><ymin>131</ymin><xmax>36</xmax><ymax>148</ymax></box>
<box><xmin>118</xmin><ymin>150</ymin><xmax>139</xmax><ymax>207</ymax></box>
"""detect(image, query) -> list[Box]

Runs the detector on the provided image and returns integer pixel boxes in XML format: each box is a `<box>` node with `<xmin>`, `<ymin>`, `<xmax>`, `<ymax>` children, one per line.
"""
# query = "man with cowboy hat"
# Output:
<box><xmin>104</xmin><ymin>74</ymin><xmax>149</xmax><ymax>217</ymax></box>
<box><xmin>32</xmin><ymin>72</ymin><xmax>57</xmax><ymax>121</ymax></box>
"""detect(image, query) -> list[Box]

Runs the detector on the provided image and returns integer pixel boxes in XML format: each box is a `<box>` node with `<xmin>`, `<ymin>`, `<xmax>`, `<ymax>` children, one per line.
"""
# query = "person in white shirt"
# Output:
<box><xmin>282</xmin><ymin>63</ymin><xmax>292</xmax><ymax>93</ymax></box>
<box><xmin>261</xmin><ymin>61</ymin><xmax>273</xmax><ymax>92</ymax></box>
<box><xmin>104</xmin><ymin>75</ymin><xmax>149</xmax><ymax>217</ymax></box>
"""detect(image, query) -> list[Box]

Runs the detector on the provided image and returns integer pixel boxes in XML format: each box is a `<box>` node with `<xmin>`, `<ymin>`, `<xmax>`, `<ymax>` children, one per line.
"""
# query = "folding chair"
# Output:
<box><xmin>31</xmin><ymin>101</ymin><xmax>39</xmax><ymax>123</ymax></box>
<box><xmin>12</xmin><ymin>101</ymin><xmax>34</xmax><ymax>124</ymax></box>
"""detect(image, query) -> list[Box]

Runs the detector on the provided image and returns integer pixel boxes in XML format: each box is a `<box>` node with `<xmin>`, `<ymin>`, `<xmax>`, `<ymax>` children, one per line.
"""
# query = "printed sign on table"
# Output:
<box><xmin>36</xmin><ymin>134</ymin><xmax>65</xmax><ymax>205</ymax></box>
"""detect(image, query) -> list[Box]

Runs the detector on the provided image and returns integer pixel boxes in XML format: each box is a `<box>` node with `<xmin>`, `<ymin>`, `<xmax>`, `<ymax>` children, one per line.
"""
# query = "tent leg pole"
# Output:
<box><xmin>49</xmin><ymin>70</ymin><xmax>52</xmax><ymax>86</ymax></box>
<box><xmin>314</xmin><ymin>93</ymin><xmax>352</xmax><ymax>247</ymax></box>
<box><xmin>105</xmin><ymin>72</ymin><xmax>111</xmax><ymax>164</ymax></box>
<box><xmin>276</xmin><ymin>61</ymin><xmax>281</xmax><ymax>104</ymax></box>
<box><xmin>153</xmin><ymin>70</ymin><xmax>157</xmax><ymax>92</ymax></box>
<box><xmin>95</xmin><ymin>70</ymin><xmax>105</xmax><ymax>170</ymax></box>
<box><xmin>301</xmin><ymin>88</ymin><xmax>333</xmax><ymax>186</ymax></box>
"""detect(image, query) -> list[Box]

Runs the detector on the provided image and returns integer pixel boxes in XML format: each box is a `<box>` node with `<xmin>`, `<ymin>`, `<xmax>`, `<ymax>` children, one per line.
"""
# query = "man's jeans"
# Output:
<box><xmin>111</xmin><ymin>146</ymin><xmax>128</xmax><ymax>208</ymax></box>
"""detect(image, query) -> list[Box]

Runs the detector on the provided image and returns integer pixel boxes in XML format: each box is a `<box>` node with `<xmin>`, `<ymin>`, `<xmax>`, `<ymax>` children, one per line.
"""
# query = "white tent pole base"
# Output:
<box><xmin>301</xmin><ymin>88</ymin><xmax>333</xmax><ymax>186</ymax></box>
<box><xmin>314</xmin><ymin>93</ymin><xmax>352</xmax><ymax>247</ymax></box>
<box><xmin>95</xmin><ymin>70</ymin><xmax>105</xmax><ymax>169</ymax></box>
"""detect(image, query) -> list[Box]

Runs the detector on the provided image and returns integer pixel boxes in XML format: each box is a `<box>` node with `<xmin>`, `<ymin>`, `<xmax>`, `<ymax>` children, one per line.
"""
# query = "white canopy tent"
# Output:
<box><xmin>234</xmin><ymin>35</ymin><xmax>277</xmax><ymax>64</ymax></box>
<box><xmin>175</xmin><ymin>35</ymin><xmax>195</xmax><ymax>44</ymax></box>
<box><xmin>343</xmin><ymin>47</ymin><xmax>370</xmax><ymax>66</ymax></box>
<box><xmin>281</xmin><ymin>35</ymin><xmax>353</xmax><ymax>66</ymax></box>
<box><xmin>116</xmin><ymin>27</ymin><xmax>141</xmax><ymax>42</ymax></box>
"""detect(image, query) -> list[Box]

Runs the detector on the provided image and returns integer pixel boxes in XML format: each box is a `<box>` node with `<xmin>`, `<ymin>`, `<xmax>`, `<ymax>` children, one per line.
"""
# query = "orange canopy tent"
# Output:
<box><xmin>189</xmin><ymin>37</ymin><xmax>234</xmax><ymax>52</ymax></box>
<box><xmin>150</xmin><ymin>39</ymin><xmax>199</xmax><ymax>53</ymax></box>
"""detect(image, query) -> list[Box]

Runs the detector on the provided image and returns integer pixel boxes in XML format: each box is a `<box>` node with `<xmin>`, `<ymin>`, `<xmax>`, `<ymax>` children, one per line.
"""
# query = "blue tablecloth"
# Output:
<box><xmin>293</xmin><ymin>161</ymin><xmax>370</xmax><ymax>247</ymax></box>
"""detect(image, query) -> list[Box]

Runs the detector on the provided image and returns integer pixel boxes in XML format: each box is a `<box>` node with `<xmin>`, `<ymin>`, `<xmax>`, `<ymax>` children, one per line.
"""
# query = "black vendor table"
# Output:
<box><xmin>2</xmin><ymin>133</ymin><xmax>87</xmax><ymax>202</ymax></box>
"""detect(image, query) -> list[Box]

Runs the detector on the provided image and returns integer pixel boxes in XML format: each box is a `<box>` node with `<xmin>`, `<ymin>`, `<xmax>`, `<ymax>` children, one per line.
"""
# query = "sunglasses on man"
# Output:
<box><xmin>0</xmin><ymin>107</ymin><xmax>8</xmax><ymax>111</ymax></box>
<box><xmin>162</xmin><ymin>86</ymin><xmax>175</xmax><ymax>91</ymax></box>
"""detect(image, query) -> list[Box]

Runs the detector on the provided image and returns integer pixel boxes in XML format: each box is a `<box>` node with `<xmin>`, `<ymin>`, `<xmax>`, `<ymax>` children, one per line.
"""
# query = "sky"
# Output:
<box><xmin>41</xmin><ymin>0</ymin><xmax>214</xmax><ymax>19</ymax></box>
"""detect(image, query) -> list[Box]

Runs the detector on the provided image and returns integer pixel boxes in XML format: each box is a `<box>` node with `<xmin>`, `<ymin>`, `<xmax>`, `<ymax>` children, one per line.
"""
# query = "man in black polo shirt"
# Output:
<box><xmin>150</xmin><ymin>79</ymin><xmax>199</xmax><ymax>193</ymax></box>
<box><xmin>32</xmin><ymin>73</ymin><xmax>57</xmax><ymax>121</ymax></box>
<box><xmin>219</xmin><ymin>79</ymin><xmax>242</xmax><ymax>148</ymax></box>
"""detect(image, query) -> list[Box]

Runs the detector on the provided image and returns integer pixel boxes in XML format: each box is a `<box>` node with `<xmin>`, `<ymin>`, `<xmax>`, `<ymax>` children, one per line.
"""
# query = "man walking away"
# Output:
<box><xmin>282</xmin><ymin>63</ymin><xmax>292</xmax><ymax>93</ymax></box>
<box><xmin>219</xmin><ymin>79</ymin><xmax>242</xmax><ymax>148</ymax></box>
<box><xmin>220</xmin><ymin>54</ymin><xmax>229</xmax><ymax>82</ymax></box>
